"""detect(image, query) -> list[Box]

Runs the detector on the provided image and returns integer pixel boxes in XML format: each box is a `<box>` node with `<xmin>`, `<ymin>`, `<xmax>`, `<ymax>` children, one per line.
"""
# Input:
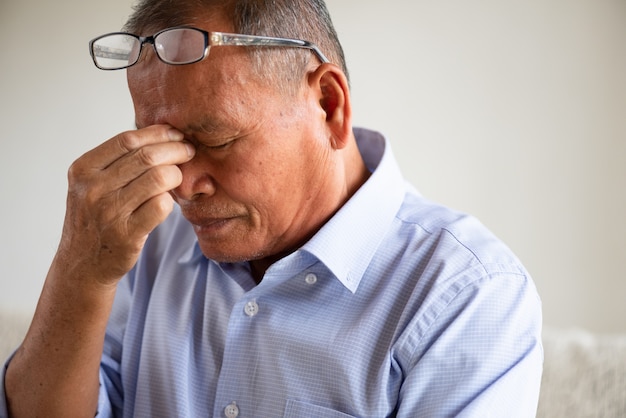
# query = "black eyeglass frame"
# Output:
<box><xmin>89</xmin><ymin>26</ymin><xmax>330</xmax><ymax>70</ymax></box>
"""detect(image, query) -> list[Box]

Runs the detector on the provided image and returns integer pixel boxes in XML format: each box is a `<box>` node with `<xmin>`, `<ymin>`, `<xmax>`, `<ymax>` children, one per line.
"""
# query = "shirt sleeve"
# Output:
<box><xmin>395</xmin><ymin>270</ymin><xmax>543</xmax><ymax>417</ymax></box>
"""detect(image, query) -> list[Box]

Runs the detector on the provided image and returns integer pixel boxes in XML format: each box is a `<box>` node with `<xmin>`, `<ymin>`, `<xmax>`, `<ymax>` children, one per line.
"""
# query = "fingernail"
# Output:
<box><xmin>168</xmin><ymin>128</ymin><xmax>184</xmax><ymax>141</ymax></box>
<box><xmin>184</xmin><ymin>142</ymin><xmax>196</xmax><ymax>158</ymax></box>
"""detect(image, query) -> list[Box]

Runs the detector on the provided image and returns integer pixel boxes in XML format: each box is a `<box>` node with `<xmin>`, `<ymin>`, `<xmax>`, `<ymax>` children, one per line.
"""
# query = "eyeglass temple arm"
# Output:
<box><xmin>210</xmin><ymin>32</ymin><xmax>330</xmax><ymax>64</ymax></box>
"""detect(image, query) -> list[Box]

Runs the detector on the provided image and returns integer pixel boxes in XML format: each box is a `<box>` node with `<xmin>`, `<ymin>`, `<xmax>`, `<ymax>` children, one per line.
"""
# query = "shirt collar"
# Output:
<box><xmin>301</xmin><ymin>128</ymin><xmax>406</xmax><ymax>293</ymax></box>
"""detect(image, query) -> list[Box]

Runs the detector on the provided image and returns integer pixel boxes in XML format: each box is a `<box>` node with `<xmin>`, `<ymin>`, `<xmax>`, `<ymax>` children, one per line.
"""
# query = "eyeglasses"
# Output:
<box><xmin>89</xmin><ymin>26</ymin><xmax>330</xmax><ymax>70</ymax></box>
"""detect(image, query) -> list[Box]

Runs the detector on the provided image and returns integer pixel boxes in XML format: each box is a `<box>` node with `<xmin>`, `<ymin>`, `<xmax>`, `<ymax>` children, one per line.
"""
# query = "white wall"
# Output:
<box><xmin>1</xmin><ymin>0</ymin><xmax>624</xmax><ymax>333</ymax></box>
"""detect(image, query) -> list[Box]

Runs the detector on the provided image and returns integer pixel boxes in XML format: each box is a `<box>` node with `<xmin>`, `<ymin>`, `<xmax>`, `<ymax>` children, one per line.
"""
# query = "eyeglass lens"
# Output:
<box><xmin>92</xmin><ymin>34</ymin><xmax>140</xmax><ymax>70</ymax></box>
<box><xmin>92</xmin><ymin>28</ymin><xmax>206</xmax><ymax>70</ymax></box>
<box><xmin>155</xmin><ymin>28</ymin><xmax>206</xmax><ymax>64</ymax></box>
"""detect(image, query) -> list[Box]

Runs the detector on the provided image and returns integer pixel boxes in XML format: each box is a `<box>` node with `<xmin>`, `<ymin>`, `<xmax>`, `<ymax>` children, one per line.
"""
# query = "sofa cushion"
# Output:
<box><xmin>537</xmin><ymin>327</ymin><xmax>626</xmax><ymax>417</ymax></box>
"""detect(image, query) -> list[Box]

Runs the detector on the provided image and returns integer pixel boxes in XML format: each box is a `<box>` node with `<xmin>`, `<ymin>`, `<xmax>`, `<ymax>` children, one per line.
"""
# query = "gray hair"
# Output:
<box><xmin>124</xmin><ymin>0</ymin><xmax>349</xmax><ymax>94</ymax></box>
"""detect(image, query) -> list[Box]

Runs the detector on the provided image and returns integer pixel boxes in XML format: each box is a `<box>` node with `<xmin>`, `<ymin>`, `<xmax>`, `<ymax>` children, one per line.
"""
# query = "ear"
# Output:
<box><xmin>307</xmin><ymin>63</ymin><xmax>352</xmax><ymax>150</ymax></box>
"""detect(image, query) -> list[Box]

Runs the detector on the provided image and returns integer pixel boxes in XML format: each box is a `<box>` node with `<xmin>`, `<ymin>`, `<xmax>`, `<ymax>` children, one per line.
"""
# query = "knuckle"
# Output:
<box><xmin>67</xmin><ymin>160</ymin><xmax>100</xmax><ymax>202</ymax></box>
<box><xmin>117</xmin><ymin>130</ymin><xmax>142</xmax><ymax>152</ymax></box>
<box><xmin>67</xmin><ymin>158</ymin><xmax>86</xmax><ymax>181</ymax></box>
<box><xmin>83</xmin><ymin>187</ymin><xmax>102</xmax><ymax>207</ymax></box>
<box><xmin>153</xmin><ymin>193</ymin><xmax>174</xmax><ymax>215</ymax></box>
<box><xmin>148</xmin><ymin>165</ymin><xmax>177</xmax><ymax>189</ymax></box>
<box><xmin>134</xmin><ymin>146</ymin><xmax>159</xmax><ymax>166</ymax></box>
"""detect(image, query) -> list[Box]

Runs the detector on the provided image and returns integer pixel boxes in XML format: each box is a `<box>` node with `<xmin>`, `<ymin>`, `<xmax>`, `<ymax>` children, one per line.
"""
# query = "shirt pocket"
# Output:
<box><xmin>283</xmin><ymin>399</ymin><xmax>357</xmax><ymax>418</ymax></box>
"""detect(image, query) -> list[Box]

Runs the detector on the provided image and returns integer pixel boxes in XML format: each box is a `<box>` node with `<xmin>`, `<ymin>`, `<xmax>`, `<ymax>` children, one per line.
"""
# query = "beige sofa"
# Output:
<box><xmin>2</xmin><ymin>310</ymin><xmax>625</xmax><ymax>417</ymax></box>
<box><xmin>537</xmin><ymin>326</ymin><xmax>626</xmax><ymax>417</ymax></box>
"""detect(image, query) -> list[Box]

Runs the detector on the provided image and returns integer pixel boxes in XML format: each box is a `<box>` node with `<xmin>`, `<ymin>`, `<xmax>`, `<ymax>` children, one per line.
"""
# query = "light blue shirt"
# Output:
<box><xmin>1</xmin><ymin>128</ymin><xmax>543</xmax><ymax>417</ymax></box>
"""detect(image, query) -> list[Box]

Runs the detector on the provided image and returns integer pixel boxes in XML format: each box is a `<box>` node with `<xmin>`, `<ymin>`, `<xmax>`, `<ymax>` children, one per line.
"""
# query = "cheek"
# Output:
<box><xmin>228</xmin><ymin>152</ymin><xmax>303</xmax><ymax>220</ymax></box>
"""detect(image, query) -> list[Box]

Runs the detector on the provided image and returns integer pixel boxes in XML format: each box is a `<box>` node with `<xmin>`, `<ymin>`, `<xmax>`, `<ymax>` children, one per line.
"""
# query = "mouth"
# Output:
<box><xmin>177</xmin><ymin>197</ymin><xmax>249</xmax><ymax>238</ymax></box>
<box><xmin>192</xmin><ymin>217</ymin><xmax>234</xmax><ymax>232</ymax></box>
<box><xmin>181</xmin><ymin>208</ymin><xmax>243</xmax><ymax>236</ymax></box>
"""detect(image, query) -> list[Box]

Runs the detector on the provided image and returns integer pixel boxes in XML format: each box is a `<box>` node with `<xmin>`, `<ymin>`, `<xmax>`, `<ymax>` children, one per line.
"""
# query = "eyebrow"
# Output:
<box><xmin>188</xmin><ymin>119</ymin><xmax>230</xmax><ymax>136</ymax></box>
<box><xmin>188</xmin><ymin>111</ymin><xmax>250</xmax><ymax>138</ymax></box>
<box><xmin>133</xmin><ymin>116</ymin><xmax>235</xmax><ymax>136</ymax></box>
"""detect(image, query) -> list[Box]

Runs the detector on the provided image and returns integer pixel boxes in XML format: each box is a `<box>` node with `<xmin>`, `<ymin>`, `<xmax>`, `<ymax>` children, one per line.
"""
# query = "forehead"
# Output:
<box><xmin>133</xmin><ymin>3</ymin><xmax>234</xmax><ymax>35</ymax></box>
<box><xmin>127</xmin><ymin>47</ymin><xmax>271</xmax><ymax>134</ymax></box>
<box><xmin>125</xmin><ymin>6</ymin><xmax>278</xmax><ymax>129</ymax></box>
<box><xmin>129</xmin><ymin>65</ymin><xmax>258</xmax><ymax>129</ymax></box>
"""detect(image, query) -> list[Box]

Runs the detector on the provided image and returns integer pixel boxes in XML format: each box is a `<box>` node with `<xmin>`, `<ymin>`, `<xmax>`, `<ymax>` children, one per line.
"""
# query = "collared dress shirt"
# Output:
<box><xmin>1</xmin><ymin>128</ymin><xmax>543</xmax><ymax>417</ymax></box>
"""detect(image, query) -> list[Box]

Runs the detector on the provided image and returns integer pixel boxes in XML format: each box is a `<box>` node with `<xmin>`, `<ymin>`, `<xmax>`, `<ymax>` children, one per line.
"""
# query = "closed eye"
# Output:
<box><xmin>204</xmin><ymin>139</ymin><xmax>235</xmax><ymax>150</ymax></box>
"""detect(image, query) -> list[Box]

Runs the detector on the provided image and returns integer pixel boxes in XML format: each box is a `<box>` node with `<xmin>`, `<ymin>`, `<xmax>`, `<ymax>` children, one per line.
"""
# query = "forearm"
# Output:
<box><xmin>4</xmin><ymin>125</ymin><xmax>192</xmax><ymax>417</ymax></box>
<box><xmin>5</xmin><ymin>259</ymin><xmax>117</xmax><ymax>418</ymax></box>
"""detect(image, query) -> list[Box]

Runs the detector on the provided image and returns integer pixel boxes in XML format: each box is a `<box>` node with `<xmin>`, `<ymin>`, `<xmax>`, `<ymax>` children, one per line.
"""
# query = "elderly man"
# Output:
<box><xmin>2</xmin><ymin>0</ymin><xmax>542</xmax><ymax>417</ymax></box>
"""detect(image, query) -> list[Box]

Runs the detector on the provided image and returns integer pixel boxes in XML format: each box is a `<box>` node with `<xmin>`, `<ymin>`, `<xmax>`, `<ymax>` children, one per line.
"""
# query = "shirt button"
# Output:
<box><xmin>244</xmin><ymin>300</ymin><xmax>259</xmax><ymax>317</ymax></box>
<box><xmin>224</xmin><ymin>401</ymin><xmax>239</xmax><ymax>418</ymax></box>
<box><xmin>305</xmin><ymin>273</ymin><xmax>318</xmax><ymax>285</ymax></box>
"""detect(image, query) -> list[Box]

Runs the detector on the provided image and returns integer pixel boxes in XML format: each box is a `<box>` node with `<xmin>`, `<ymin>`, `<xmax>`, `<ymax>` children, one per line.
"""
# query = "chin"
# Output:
<box><xmin>197</xmin><ymin>240</ymin><xmax>266</xmax><ymax>264</ymax></box>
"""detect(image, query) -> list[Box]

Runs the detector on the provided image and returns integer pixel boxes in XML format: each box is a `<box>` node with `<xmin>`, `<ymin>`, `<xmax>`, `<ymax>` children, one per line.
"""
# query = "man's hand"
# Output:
<box><xmin>57</xmin><ymin>124</ymin><xmax>195</xmax><ymax>287</ymax></box>
<box><xmin>5</xmin><ymin>125</ymin><xmax>195</xmax><ymax>418</ymax></box>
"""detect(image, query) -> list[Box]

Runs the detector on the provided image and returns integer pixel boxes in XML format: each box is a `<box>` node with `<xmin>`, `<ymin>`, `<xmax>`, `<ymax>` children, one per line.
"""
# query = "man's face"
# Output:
<box><xmin>127</xmin><ymin>14</ymin><xmax>337</xmax><ymax>266</ymax></box>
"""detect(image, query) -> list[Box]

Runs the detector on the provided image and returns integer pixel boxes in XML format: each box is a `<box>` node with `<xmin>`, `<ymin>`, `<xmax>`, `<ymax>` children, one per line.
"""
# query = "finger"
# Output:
<box><xmin>115</xmin><ymin>164</ymin><xmax>184</xmax><ymax>219</ymax></box>
<box><xmin>128</xmin><ymin>192</ymin><xmax>177</xmax><ymax>239</ymax></box>
<box><xmin>78</xmin><ymin>125</ymin><xmax>185</xmax><ymax>171</ymax></box>
<box><xmin>103</xmin><ymin>140</ymin><xmax>194</xmax><ymax>191</ymax></box>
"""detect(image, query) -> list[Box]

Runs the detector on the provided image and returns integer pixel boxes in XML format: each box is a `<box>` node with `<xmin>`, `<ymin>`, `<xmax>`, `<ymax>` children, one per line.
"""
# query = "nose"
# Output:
<box><xmin>171</xmin><ymin>156</ymin><xmax>217</xmax><ymax>202</ymax></box>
